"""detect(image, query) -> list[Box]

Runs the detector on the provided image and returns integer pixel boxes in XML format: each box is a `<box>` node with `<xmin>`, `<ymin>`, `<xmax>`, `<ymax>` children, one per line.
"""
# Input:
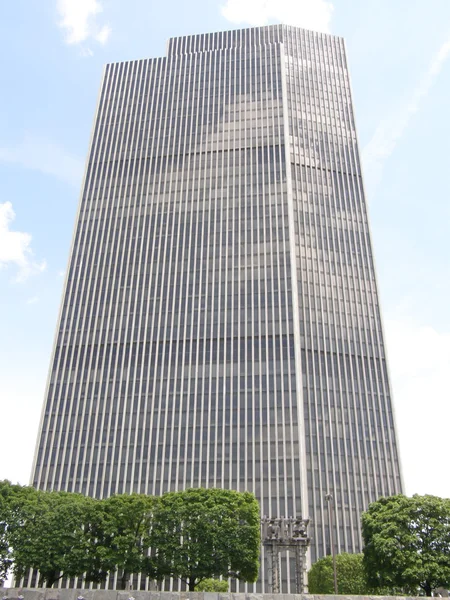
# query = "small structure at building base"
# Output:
<box><xmin>261</xmin><ymin>516</ymin><xmax>310</xmax><ymax>593</ymax></box>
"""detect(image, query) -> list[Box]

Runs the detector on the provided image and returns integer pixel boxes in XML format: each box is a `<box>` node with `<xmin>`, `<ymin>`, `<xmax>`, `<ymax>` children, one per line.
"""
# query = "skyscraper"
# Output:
<box><xmin>31</xmin><ymin>24</ymin><xmax>403</xmax><ymax>590</ymax></box>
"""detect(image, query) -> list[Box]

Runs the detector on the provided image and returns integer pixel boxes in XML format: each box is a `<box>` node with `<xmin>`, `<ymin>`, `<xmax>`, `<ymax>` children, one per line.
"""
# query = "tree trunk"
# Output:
<box><xmin>188</xmin><ymin>578</ymin><xmax>196</xmax><ymax>591</ymax></box>
<box><xmin>41</xmin><ymin>571</ymin><xmax>59</xmax><ymax>588</ymax></box>
<box><xmin>120</xmin><ymin>571</ymin><xmax>129</xmax><ymax>590</ymax></box>
<box><xmin>424</xmin><ymin>582</ymin><xmax>432</xmax><ymax>597</ymax></box>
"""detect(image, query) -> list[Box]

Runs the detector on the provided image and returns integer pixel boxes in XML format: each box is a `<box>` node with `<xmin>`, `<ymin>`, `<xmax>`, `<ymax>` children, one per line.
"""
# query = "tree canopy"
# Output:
<box><xmin>308</xmin><ymin>553</ymin><xmax>368</xmax><ymax>595</ymax></box>
<box><xmin>4</xmin><ymin>484</ymin><xmax>96</xmax><ymax>586</ymax></box>
<box><xmin>150</xmin><ymin>488</ymin><xmax>260</xmax><ymax>590</ymax></box>
<box><xmin>362</xmin><ymin>494</ymin><xmax>450</xmax><ymax>596</ymax></box>
<box><xmin>0</xmin><ymin>481</ymin><xmax>260</xmax><ymax>590</ymax></box>
<box><xmin>195</xmin><ymin>578</ymin><xmax>229</xmax><ymax>592</ymax></box>
<box><xmin>98</xmin><ymin>493</ymin><xmax>155</xmax><ymax>589</ymax></box>
<box><xmin>307</xmin><ymin>552</ymin><xmax>395</xmax><ymax>595</ymax></box>
<box><xmin>0</xmin><ymin>480</ymin><xmax>19</xmax><ymax>584</ymax></box>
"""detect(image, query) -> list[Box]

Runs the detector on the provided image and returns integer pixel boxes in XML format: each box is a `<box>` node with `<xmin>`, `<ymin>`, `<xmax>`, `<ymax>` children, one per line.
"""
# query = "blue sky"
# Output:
<box><xmin>1</xmin><ymin>0</ymin><xmax>449</xmax><ymax>499</ymax></box>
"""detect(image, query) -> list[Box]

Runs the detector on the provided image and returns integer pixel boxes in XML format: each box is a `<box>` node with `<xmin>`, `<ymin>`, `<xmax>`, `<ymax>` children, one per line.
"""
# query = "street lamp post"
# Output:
<box><xmin>325</xmin><ymin>493</ymin><xmax>338</xmax><ymax>594</ymax></box>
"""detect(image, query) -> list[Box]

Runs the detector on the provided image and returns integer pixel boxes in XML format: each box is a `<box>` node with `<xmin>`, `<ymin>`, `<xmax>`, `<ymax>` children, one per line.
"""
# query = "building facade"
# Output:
<box><xmin>31</xmin><ymin>24</ymin><xmax>403</xmax><ymax>590</ymax></box>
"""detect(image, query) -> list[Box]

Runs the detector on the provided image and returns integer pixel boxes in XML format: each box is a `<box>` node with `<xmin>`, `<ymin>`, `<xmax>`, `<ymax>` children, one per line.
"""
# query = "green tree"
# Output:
<box><xmin>98</xmin><ymin>493</ymin><xmax>155</xmax><ymax>589</ymax></box>
<box><xmin>69</xmin><ymin>495</ymin><xmax>115</xmax><ymax>584</ymax></box>
<box><xmin>308</xmin><ymin>552</ymin><xmax>386</xmax><ymax>594</ymax></box>
<box><xmin>149</xmin><ymin>488</ymin><xmax>260</xmax><ymax>590</ymax></box>
<box><xmin>7</xmin><ymin>488</ymin><xmax>94</xmax><ymax>586</ymax></box>
<box><xmin>1</xmin><ymin>484</ymin><xmax>155</xmax><ymax>588</ymax></box>
<box><xmin>0</xmin><ymin>480</ymin><xmax>18</xmax><ymax>584</ymax></box>
<box><xmin>362</xmin><ymin>494</ymin><xmax>450</xmax><ymax>596</ymax></box>
<box><xmin>0</xmin><ymin>481</ymin><xmax>48</xmax><ymax>584</ymax></box>
<box><xmin>195</xmin><ymin>578</ymin><xmax>229</xmax><ymax>591</ymax></box>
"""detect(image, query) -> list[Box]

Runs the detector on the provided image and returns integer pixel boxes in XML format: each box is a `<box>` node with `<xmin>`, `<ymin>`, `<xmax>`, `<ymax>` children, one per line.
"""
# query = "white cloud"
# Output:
<box><xmin>363</xmin><ymin>38</ymin><xmax>450</xmax><ymax>192</ymax></box>
<box><xmin>56</xmin><ymin>0</ymin><xmax>111</xmax><ymax>47</ymax></box>
<box><xmin>385</xmin><ymin>316</ymin><xmax>450</xmax><ymax>498</ymax></box>
<box><xmin>26</xmin><ymin>296</ymin><xmax>39</xmax><ymax>305</ymax></box>
<box><xmin>221</xmin><ymin>0</ymin><xmax>333</xmax><ymax>33</ymax></box>
<box><xmin>80</xmin><ymin>47</ymin><xmax>94</xmax><ymax>58</ymax></box>
<box><xmin>0</xmin><ymin>202</ymin><xmax>46</xmax><ymax>282</ymax></box>
<box><xmin>0</xmin><ymin>134</ymin><xmax>84</xmax><ymax>187</ymax></box>
<box><xmin>95</xmin><ymin>24</ymin><xmax>112</xmax><ymax>45</ymax></box>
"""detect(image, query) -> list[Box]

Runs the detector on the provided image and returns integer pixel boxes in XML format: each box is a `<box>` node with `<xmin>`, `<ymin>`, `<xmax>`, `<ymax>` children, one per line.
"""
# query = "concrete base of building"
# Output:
<box><xmin>0</xmin><ymin>589</ymin><xmax>431</xmax><ymax>600</ymax></box>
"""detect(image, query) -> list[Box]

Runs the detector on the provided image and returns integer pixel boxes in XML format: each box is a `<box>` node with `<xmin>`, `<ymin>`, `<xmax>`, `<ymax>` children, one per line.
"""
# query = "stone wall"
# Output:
<box><xmin>0</xmin><ymin>589</ymin><xmax>428</xmax><ymax>600</ymax></box>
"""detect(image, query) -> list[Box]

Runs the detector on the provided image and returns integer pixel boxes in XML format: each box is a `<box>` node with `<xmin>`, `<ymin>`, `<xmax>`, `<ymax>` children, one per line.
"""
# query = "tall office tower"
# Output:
<box><xmin>32</xmin><ymin>24</ymin><xmax>403</xmax><ymax>590</ymax></box>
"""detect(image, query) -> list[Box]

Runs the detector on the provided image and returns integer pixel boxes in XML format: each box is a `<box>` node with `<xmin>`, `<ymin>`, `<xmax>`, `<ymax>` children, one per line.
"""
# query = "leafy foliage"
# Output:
<box><xmin>0</xmin><ymin>480</ymin><xmax>18</xmax><ymax>584</ymax></box>
<box><xmin>150</xmin><ymin>488</ymin><xmax>260</xmax><ymax>590</ymax></box>
<box><xmin>362</xmin><ymin>494</ymin><xmax>450</xmax><ymax>596</ymax></box>
<box><xmin>196</xmin><ymin>578</ymin><xmax>229</xmax><ymax>591</ymax></box>
<box><xmin>7</xmin><ymin>487</ymin><xmax>94</xmax><ymax>586</ymax></box>
<box><xmin>98</xmin><ymin>494</ymin><xmax>155</xmax><ymax>589</ymax></box>
<box><xmin>308</xmin><ymin>552</ymin><xmax>392</xmax><ymax>595</ymax></box>
<box><xmin>308</xmin><ymin>553</ymin><xmax>366</xmax><ymax>594</ymax></box>
<box><xmin>0</xmin><ymin>482</ymin><xmax>259</xmax><ymax>590</ymax></box>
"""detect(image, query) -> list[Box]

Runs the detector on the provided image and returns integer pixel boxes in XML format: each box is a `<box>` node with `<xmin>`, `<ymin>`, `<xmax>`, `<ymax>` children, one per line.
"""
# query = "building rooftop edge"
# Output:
<box><xmin>166</xmin><ymin>23</ymin><xmax>345</xmax><ymax>43</ymax></box>
<box><xmin>104</xmin><ymin>23</ymin><xmax>344</xmax><ymax>68</ymax></box>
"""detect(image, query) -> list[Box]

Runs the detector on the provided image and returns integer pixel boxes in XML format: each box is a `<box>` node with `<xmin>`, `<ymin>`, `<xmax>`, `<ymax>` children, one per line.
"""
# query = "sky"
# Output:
<box><xmin>0</xmin><ymin>0</ymin><xmax>449</xmax><ymax>500</ymax></box>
